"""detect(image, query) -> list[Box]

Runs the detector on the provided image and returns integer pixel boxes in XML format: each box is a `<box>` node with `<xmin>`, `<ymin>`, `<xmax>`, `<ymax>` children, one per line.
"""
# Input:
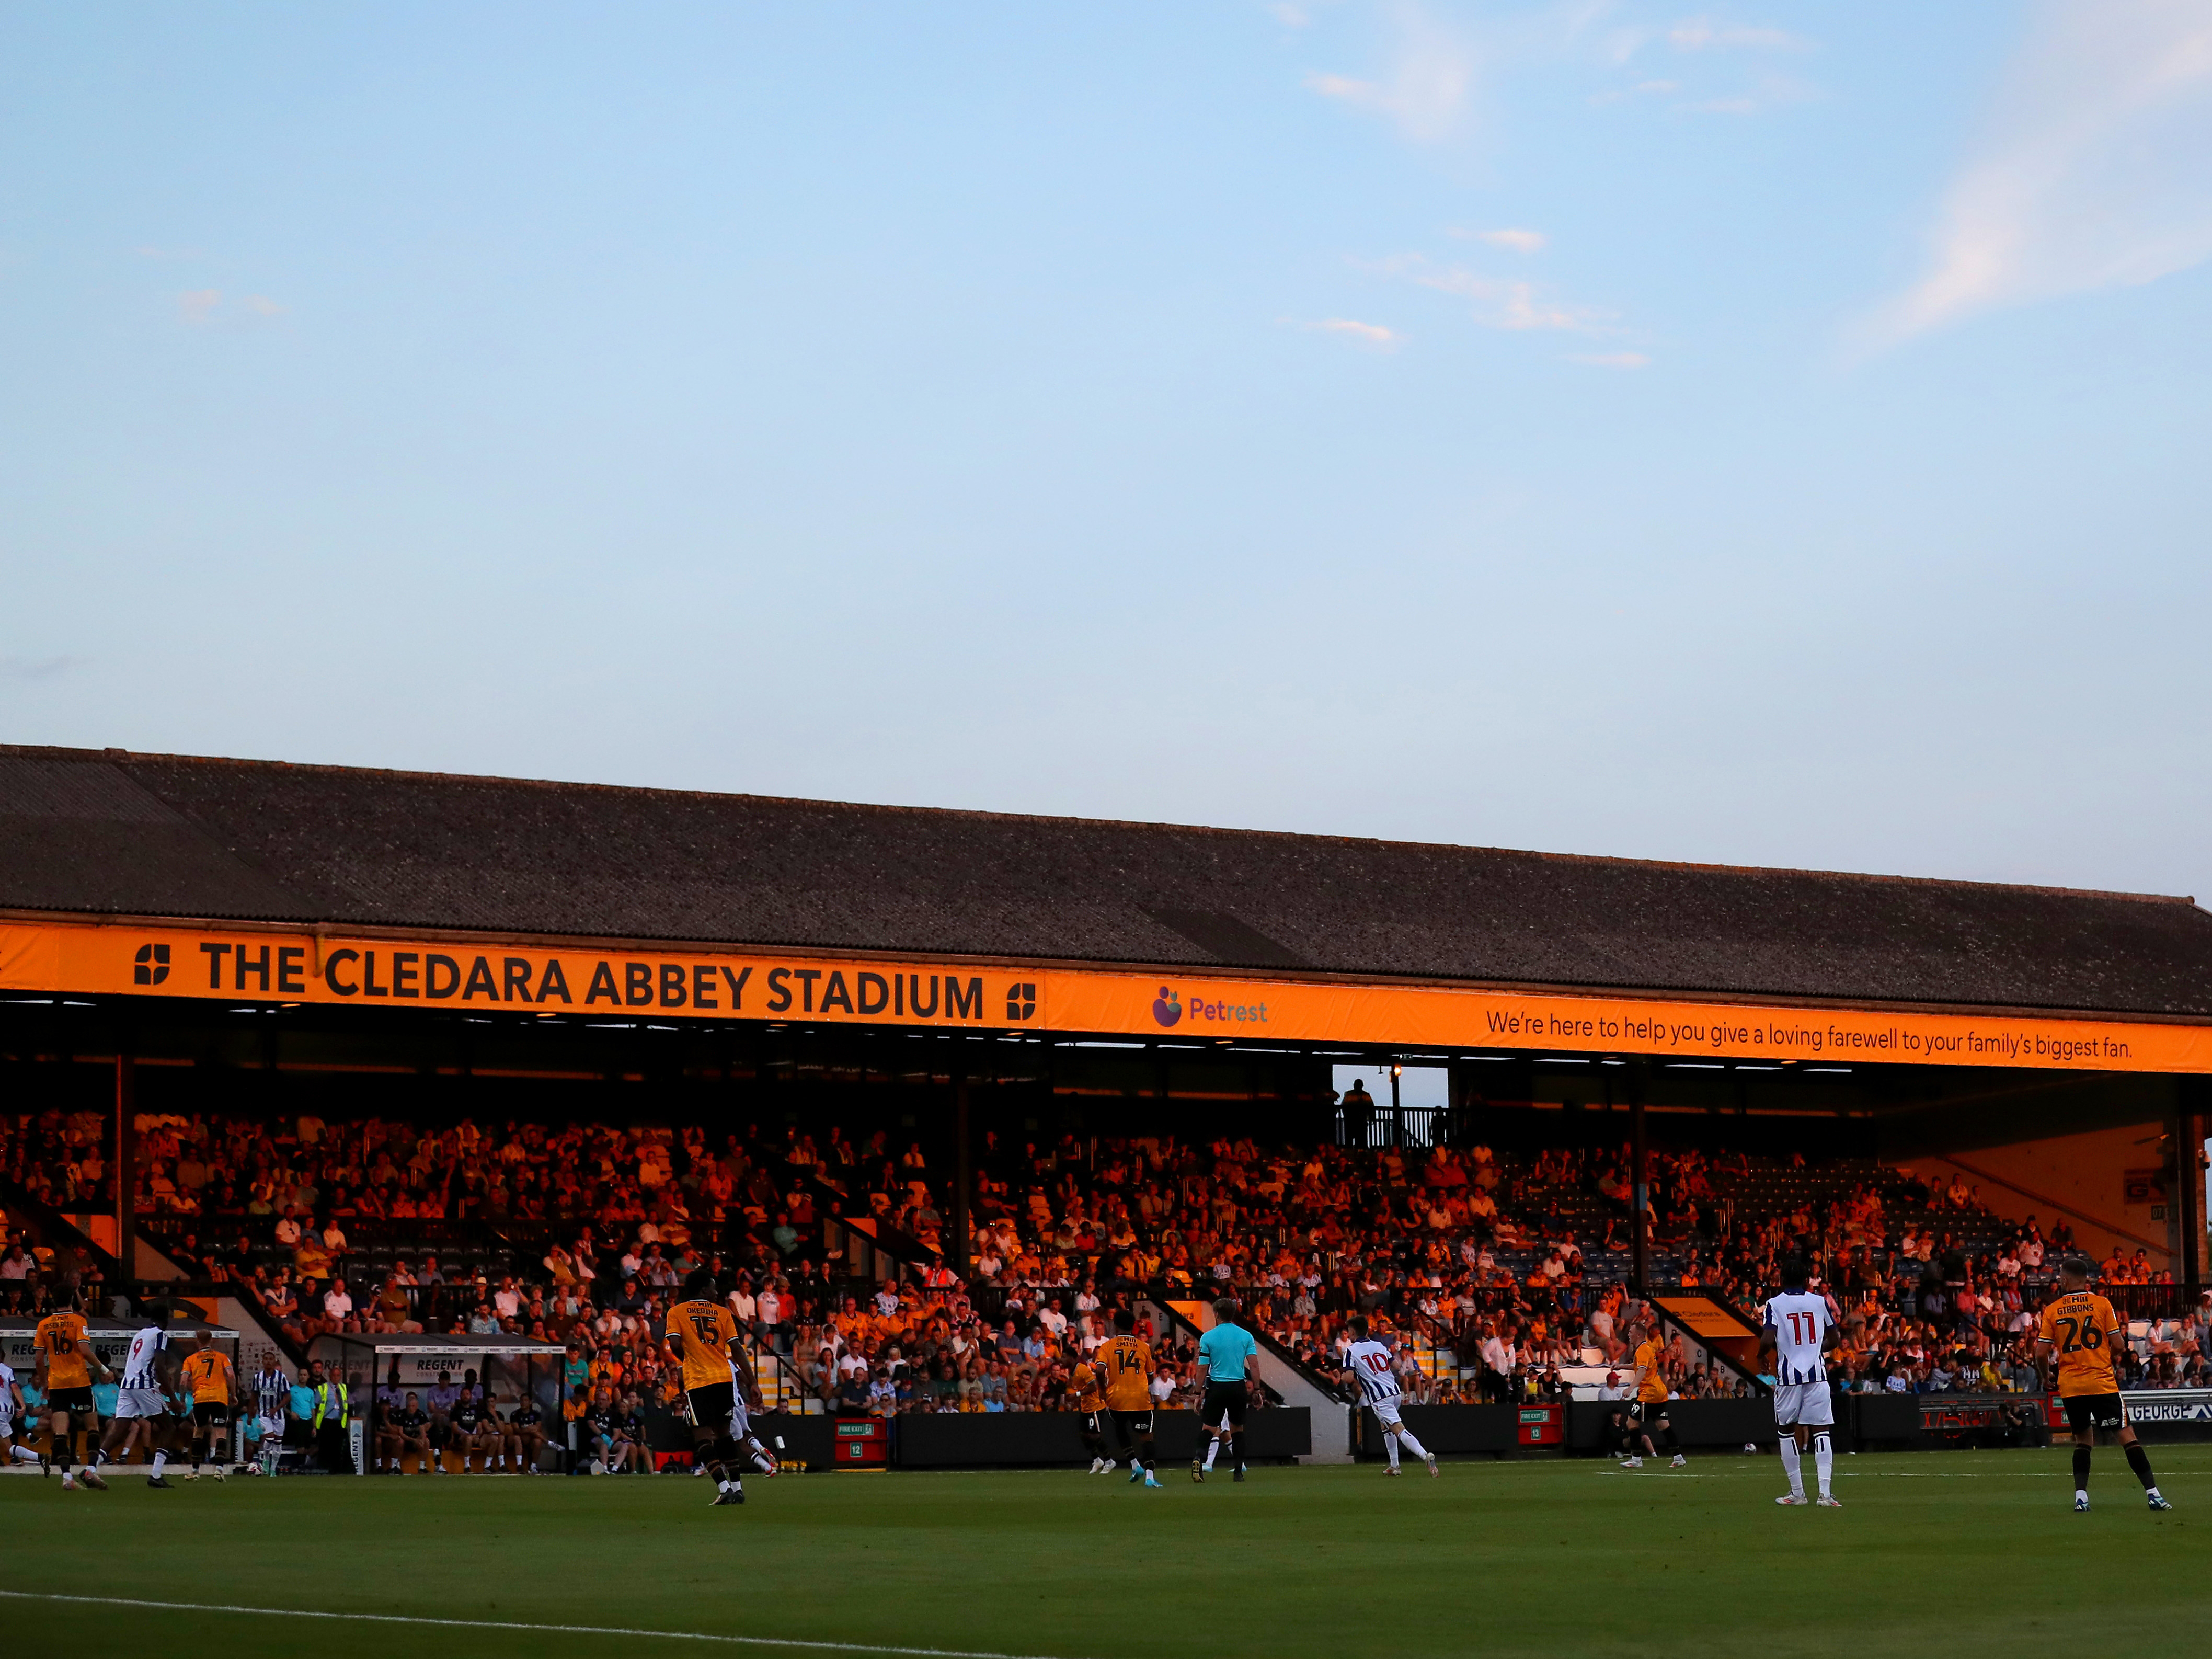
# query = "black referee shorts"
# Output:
<box><xmin>1199</xmin><ymin>1380</ymin><xmax>1249</xmax><ymax>1429</ymax></box>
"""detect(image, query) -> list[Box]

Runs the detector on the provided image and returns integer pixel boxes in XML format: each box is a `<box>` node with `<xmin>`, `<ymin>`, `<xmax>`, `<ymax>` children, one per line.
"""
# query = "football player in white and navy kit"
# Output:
<box><xmin>250</xmin><ymin>1353</ymin><xmax>292</xmax><ymax>1478</ymax></box>
<box><xmin>721</xmin><ymin>1356</ymin><xmax>778</xmax><ymax>1480</ymax></box>
<box><xmin>1760</xmin><ymin>1261</ymin><xmax>1842</xmax><ymax>1508</ymax></box>
<box><xmin>93</xmin><ymin>1323</ymin><xmax>180</xmax><ymax>1486</ymax></box>
<box><xmin>0</xmin><ymin>1360</ymin><xmax>44</xmax><ymax>1468</ymax></box>
<box><xmin>1334</xmin><ymin>1317</ymin><xmax>1438</xmax><ymax>1478</ymax></box>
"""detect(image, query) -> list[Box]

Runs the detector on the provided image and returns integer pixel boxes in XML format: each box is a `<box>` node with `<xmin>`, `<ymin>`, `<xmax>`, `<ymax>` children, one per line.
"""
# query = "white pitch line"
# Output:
<box><xmin>0</xmin><ymin>1591</ymin><xmax>1091</xmax><ymax>1659</ymax></box>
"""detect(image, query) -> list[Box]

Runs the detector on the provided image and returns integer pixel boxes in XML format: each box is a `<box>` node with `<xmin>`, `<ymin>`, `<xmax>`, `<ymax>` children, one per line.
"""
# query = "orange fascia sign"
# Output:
<box><xmin>4</xmin><ymin>918</ymin><xmax>2209</xmax><ymax>1074</ymax></box>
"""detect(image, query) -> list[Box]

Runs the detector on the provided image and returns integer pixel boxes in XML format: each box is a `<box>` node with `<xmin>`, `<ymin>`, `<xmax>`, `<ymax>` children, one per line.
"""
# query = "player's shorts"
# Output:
<box><xmin>2062</xmin><ymin>1393</ymin><xmax>2128</xmax><ymax>1433</ymax></box>
<box><xmin>1629</xmin><ymin>1399</ymin><xmax>1669</xmax><ymax>1422</ymax></box>
<box><xmin>1109</xmin><ymin>1407</ymin><xmax>1153</xmax><ymax>1439</ymax></box>
<box><xmin>114</xmin><ymin>1387</ymin><xmax>169</xmax><ymax>1420</ymax></box>
<box><xmin>1199</xmin><ymin>1380</ymin><xmax>1250</xmax><ymax>1429</ymax></box>
<box><xmin>1771</xmin><ymin>1381</ymin><xmax>1835</xmax><ymax>1429</ymax></box>
<box><xmin>258</xmin><ymin>1413</ymin><xmax>285</xmax><ymax>1440</ymax></box>
<box><xmin>1367</xmin><ymin>1395</ymin><xmax>1405</xmax><ymax>1429</ymax></box>
<box><xmin>49</xmin><ymin>1386</ymin><xmax>96</xmax><ymax>1417</ymax></box>
<box><xmin>1080</xmin><ymin>1409</ymin><xmax>1106</xmax><ymax>1437</ymax></box>
<box><xmin>193</xmin><ymin>1401</ymin><xmax>232</xmax><ymax>1428</ymax></box>
<box><xmin>686</xmin><ymin>1381</ymin><xmax>737</xmax><ymax>1435</ymax></box>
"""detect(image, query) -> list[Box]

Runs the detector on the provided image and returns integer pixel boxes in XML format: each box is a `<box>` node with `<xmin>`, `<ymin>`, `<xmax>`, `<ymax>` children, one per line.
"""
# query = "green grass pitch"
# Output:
<box><xmin>5</xmin><ymin>1448</ymin><xmax>2208</xmax><ymax>1658</ymax></box>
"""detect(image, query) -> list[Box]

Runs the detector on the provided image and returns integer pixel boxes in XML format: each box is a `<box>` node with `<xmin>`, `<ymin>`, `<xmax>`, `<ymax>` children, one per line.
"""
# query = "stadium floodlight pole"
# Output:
<box><xmin>1629</xmin><ymin>1061</ymin><xmax>1650</xmax><ymax>1295</ymax></box>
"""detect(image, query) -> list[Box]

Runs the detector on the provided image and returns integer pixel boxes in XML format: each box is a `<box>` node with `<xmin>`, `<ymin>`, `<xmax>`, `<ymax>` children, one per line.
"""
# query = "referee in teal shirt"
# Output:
<box><xmin>1194</xmin><ymin>1299</ymin><xmax>1259</xmax><ymax>1482</ymax></box>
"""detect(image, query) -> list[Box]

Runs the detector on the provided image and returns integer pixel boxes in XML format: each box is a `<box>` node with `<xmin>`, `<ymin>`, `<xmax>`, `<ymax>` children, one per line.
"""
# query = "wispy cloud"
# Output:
<box><xmin>1367</xmin><ymin>253</ymin><xmax>1617</xmax><ymax>334</ymax></box>
<box><xmin>0</xmin><ymin>655</ymin><xmax>84</xmax><ymax>684</ymax></box>
<box><xmin>1864</xmin><ymin>0</ymin><xmax>2212</xmax><ymax>347</ymax></box>
<box><xmin>176</xmin><ymin>289</ymin><xmax>287</xmax><ymax>328</ymax></box>
<box><xmin>1300</xmin><ymin>317</ymin><xmax>1406</xmax><ymax>349</ymax></box>
<box><xmin>1305</xmin><ymin>2</ymin><xmax>1479</xmax><ymax>143</ymax></box>
<box><xmin>1667</xmin><ymin>17</ymin><xmax>1809</xmax><ymax>53</ymax></box>
<box><xmin>1568</xmin><ymin>350</ymin><xmax>1652</xmax><ymax>368</ymax></box>
<box><xmin>1452</xmin><ymin>226</ymin><xmax>1548</xmax><ymax>253</ymax></box>
<box><xmin>1584</xmin><ymin>10</ymin><xmax>1816</xmax><ymax>108</ymax></box>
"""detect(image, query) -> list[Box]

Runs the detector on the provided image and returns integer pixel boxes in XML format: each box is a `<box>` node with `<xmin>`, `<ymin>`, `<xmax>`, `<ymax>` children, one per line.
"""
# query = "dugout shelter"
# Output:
<box><xmin>325</xmin><ymin>1331</ymin><xmax>568</xmax><ymax>1474</ymax></box>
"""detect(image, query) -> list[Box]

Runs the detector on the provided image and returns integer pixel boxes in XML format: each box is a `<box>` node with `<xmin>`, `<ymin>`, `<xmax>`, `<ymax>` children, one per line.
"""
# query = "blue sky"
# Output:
<box><xmin>6</xmin><ymin>3</ymin><xmax>2212</xmax><ymax>899</ymax></box>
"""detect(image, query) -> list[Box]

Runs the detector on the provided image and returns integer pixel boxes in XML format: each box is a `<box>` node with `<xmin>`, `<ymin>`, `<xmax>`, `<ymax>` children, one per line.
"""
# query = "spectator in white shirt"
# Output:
<box><xmin>727</xmin><ymin>1279</ymin><xmax>758</xmax><ymax>1325</ymax></box>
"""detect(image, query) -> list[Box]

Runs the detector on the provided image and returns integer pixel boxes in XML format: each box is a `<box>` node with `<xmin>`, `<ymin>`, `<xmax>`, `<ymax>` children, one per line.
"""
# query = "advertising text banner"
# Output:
<box><xmin>5</xmin><ymin>920</ymin><xmax>2209</xmax><ymax>1074</ymax></box>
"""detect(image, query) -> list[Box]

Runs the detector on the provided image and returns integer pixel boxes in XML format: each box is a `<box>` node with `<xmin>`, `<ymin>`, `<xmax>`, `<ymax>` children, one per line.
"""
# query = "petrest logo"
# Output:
<box><xmin>133</xmin><ymin>943</ymin><xmax>171</xmax><ymax>986</ymax></box>
<box><xmin>1152</xmin><ymin>986</ymin><xmax>1272</xmax><ymax>1030</ymax></box>
<box><xmin>1184</xmin><ymin>991</ymin><xmax>1270</xmax><ymax>1028</ymax></box>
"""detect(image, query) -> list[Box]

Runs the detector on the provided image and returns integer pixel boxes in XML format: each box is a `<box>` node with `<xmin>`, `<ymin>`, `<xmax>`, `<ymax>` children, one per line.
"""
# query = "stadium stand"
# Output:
<box><xmin>3</xmin><ymin>747</ymin><xmax>2207</xmax><ymax>1464</ymax></box>
<box><xmin>6</xmin><ymin>1100</ymin><xmax>2205</xmax><ymax>1460</ymax></box>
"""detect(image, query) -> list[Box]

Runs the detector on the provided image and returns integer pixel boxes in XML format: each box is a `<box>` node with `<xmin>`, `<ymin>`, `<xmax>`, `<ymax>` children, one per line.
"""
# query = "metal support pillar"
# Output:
<box><xmin>115</xmin><ymin>1052</ymin><xmax>136</xmax><ymax>1287</ymax></box>
<box><xmin>1630</xmin><ymin>1062</ymin><xmax>1650</xmax><ymax>1294</ymax></box>
<box><xmin>2177</xmin><ymin>1081</ymin><xmax>2205</xmax><ymax>1306</ymax></box>
<box><xmin>1389</xmin><ymin>1062</ymin><xmax>1403</xmax><ymax>1149</ymax></box>
<box><xmin>951</xmin><ymin>1067</ymin><xmax>972</xmax><ymax>1283</ymax></box>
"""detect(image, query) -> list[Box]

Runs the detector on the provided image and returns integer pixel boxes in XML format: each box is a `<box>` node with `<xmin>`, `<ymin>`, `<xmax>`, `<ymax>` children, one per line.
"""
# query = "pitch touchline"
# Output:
<box><xmin>0</xmin><ymin>1592</ymin><xmax>1089</xmax><ymax>1659</ymax></box>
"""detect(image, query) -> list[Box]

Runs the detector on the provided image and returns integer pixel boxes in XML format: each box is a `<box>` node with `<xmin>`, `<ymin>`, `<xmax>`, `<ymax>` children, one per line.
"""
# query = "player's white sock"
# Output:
<box><xmin>1779</xmin><ymin>1437</ymin><xmax>1804</xmax><ymax>1497</ymax></box>
<box><xmin>10</xmin><ymin>1446</ymin><xmax>41</xmax><ymax>1463</ymax></box>
<box><xmin>1384</xmin><ymin>1435</ymin><xmax>1400</xmax><ymax>1470</ymax></box>
<box><xmin>1812</xmin><ymin>1434</ymin><xmax>1832</xmax><ymax>1499</ymax></box>
<box><xmin>750</xmin><ymin>1446</ymin><xmax>776</xmax><ymax>1475</ymax></box>
<box><xmin>1203</xmin><ymin>1439</ymin><xmax>1220</xmax><ymax>1471</ymax></box>
<box><xmin>152</xmin><ymin>1449</ymin><xmax>168</xmax><ymax>1476</ymax></box>
<box><xmin>1396</xmin><ymin>1429</ymin><xmax>1429</xmax><ymax>1461</ymax></box>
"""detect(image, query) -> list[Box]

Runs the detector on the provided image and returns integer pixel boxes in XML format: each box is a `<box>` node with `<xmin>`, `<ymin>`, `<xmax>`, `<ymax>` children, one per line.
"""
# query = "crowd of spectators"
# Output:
<box><xmin>4</xmin><ymin>1102</ymin><xmax>2209</xmax><ymax>1412</ymax></box>
<box><xmin>1</xmin><ymin>1105</ymin><xmax>113</xmax><ymax>1213</ymax></box>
